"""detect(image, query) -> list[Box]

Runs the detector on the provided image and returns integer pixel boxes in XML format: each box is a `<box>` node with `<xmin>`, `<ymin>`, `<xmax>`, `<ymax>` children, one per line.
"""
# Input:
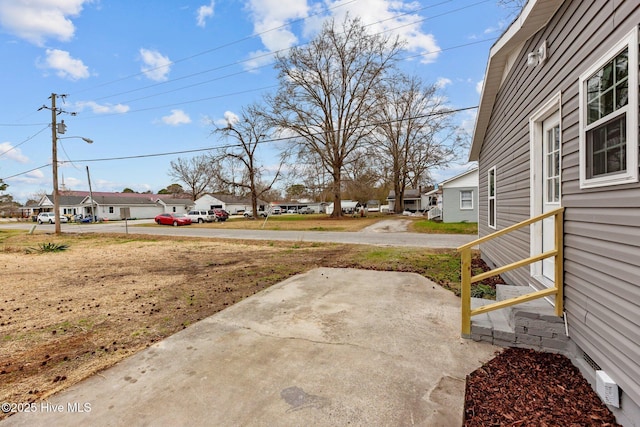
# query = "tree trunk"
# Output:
<box><xmin>331</xmin><ymin>167</ymin><xmax>342</xmax><ymax>218</ymax></box>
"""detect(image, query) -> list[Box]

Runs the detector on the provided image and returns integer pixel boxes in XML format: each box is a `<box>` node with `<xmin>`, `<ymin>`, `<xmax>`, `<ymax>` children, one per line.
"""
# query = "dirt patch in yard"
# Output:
<box><xmin>0</xmin><ymin>233</ymin><xmax>367</xmax><ymax>418</ymax></box>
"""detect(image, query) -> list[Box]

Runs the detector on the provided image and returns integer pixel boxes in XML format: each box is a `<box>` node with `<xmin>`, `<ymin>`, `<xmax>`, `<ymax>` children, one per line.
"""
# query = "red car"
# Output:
<box><xmin>208</xmin><ymin>209</ymin><xmax>229</xmax><ymax>222</ymax></box>
<box><xmin>154</xmin><ymin>213</ymin><xmax>192</xmax><ymax>226</ymax></box>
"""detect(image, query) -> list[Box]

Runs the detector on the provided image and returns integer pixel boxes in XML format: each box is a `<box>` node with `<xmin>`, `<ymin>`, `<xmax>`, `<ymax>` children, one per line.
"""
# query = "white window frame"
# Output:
<box><xmin>579</xmin><ymin>27</ymin><xmax>638</xmax><ymax>188</ymax></box>
<box><xmin>460</xmin><ymin>190</ymin><xmax>473</xmax><ymax>210</ymax></box>
<box><xmin>488</xmin><ymin>166</ymin><xmax>497</xmax><ymax>229</ymax></box>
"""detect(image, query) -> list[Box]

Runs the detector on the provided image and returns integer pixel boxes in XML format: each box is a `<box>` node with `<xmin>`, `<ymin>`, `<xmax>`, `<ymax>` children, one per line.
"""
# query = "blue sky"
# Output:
<box><xmin>0</xmin><ymin>0</ymin><xmax>515</xmax><ymax>203</ymax></box>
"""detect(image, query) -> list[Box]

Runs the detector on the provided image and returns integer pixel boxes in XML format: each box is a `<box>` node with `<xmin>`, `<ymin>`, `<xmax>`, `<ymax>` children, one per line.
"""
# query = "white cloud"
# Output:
<box><xmin>62</xmin><ymin>176</ymin><xmax>83</xmax><ymax>188</ymax></box>
<box><xmin>322</xmin><ymin>0</ymin><xmax>441</xmax><ymax>64</ymax></box>
<box><xmin>139</xmin><ymin>48</ymin><xmax>172</xmax><ymax>82</ymax></box>
<box><xmin>75</xmin><ymin>101</ymin><xmax>130</xmax><ymax>114</ymax></box>
<box><xmin>243</xmin><ymin>0</ymin><xmax>309</xmax><ymax>69</ymax></box>
<box><xmin>40</xmin><ymin>49</ymin><xmax>89</xmax><ymax>80</ymax></box>
<box><xmin>0</xmin><ymin>141</ymin><xmax>29</xmax><ymax>163</ymax></box>
<box><xmin>243</xmin><ymin>1</ymin><xmax>442</xmax><ymax>66</ymax></box>
<box><xmin>483</xmin><ymin>19</ymin><xmax>508</xmax><ymax>36</ymax></box>
<box><xmin>0</xmin><ymin>0</ymin><xmax>89</xmax><ymax>46</ymax></box>
<box><xmin>10</xmin><ymin>169</ymin><xmax>45</xmax><ymax>186</ymax></box>
<box><xmin>213</xmin><ymin>110</ymin><xmax>240</xmax><ymax>128</ymax></box>
<box><xmin>476</xmin><ymin>79</ymin><xmax>484</xmax><ymax>95</ymax></box>
<box><xmin>458</xmin><ymin>110</ymin><xmax>477</xmax><ymax>136</ymax></box>
<box><xmin>162</xmin><ymin>109</ymin><xmax>192</xmax><ymax>126</ymax></box>
<box><xmin>435</xmin><ymin>77</ymin><xmax>452</xmax><ymax>89</ymax></box>
<box><xmin>196</xmin><ymin>1</ymin><xmax>215</xmax><ymax>27</ymax></box>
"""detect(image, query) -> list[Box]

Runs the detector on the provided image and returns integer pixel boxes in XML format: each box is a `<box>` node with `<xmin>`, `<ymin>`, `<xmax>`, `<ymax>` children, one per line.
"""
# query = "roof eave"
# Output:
<box><xmin>469</xmin><ymin>0</ymin><xmax>565</xmax><ymax>161</ymax></box>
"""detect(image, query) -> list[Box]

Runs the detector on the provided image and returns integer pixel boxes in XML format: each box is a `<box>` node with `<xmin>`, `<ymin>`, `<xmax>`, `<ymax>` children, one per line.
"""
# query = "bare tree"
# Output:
<box><xmin>287</xmin><ymin>148</ymin><xmax>333</xmax><ymax>202</ymax></box>
<box><xmin>267</xmin><ymin>17</ymin><xmax>404</xmax><ymax>217</ymax></box>
<box><xmin>213</xmin><ymin>104</ymin><xmax>283</xmax><ymax>218</ymax></box>
<box><xmin>342</xmin><ymin>151</ymin><xmax>384</xmax><ymax>204</ymax></box>
<box><xmin>168</xmin><ymin>155</ymin><xmax>216</xmax><ymax>201</ymax></box>
<box><xmin>372</xmin><ymin>74</ymin><xmax>460</xmax><ymax>213</ymax></box>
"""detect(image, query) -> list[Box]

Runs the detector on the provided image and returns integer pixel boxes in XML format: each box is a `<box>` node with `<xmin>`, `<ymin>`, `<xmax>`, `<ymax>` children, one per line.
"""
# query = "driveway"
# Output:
<box><xmin>2</xmin><ymin>268</ymin><xmax>497</xmax><ymax>426</ymax></box>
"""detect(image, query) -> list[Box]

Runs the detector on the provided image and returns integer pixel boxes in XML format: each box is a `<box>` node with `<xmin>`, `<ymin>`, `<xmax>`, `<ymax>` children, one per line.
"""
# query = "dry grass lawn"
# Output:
<box><xmin>0</xmin><ymin>231</ymin><xmax>460</xmax><ymax>419</ymax></box>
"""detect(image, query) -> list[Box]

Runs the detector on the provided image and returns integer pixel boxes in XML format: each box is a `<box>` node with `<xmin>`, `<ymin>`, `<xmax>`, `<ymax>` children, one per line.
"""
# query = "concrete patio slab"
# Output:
<box><xmin>2</xmin><ymin>268</ymin><xmax>497</xmax><ymax>427</ymax></box>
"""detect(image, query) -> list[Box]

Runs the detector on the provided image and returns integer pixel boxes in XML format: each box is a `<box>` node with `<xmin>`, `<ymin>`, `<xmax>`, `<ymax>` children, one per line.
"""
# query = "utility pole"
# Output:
<box><xmin>39</xmin><ymin>93</ymin><xmax>78</xmax><ymax>235</ymax></box>
<box><xmin>50</xmin><ymin>93</ymin><xmax>61</xmax><ymax>234</ymax></box>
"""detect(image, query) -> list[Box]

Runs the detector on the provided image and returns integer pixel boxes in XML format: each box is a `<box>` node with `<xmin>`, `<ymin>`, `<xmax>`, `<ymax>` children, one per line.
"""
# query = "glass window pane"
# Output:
<box><xmin>587</xmin><ymin>115</ymin><xmax>627</xmax><ymax>177</ymax></box>
<box><xmin>592</xmin><ymin>152</ymin><xmax>605</xmax><ymax>176</ymax></box>
<box><xmin>585</xmin><ymin>48</ymin><xmax>628</xmax><ymax>126</ymax></box>
<box><xmin>601</xmin><ymin>63</ymin><xmax>613</xmax><ymax>89</ymax></box>
<box><xmin>489</xmin><ymin>200</ymin><xmax>495</xmax><ymax>227</ymax></box>
<box><xmin>587</xmin><ymin>77</ymin><xmax>599</xmax><ymax>102</ymax></box>
<box><xmin>615</xmin><ymin>49</ymin><xmax>628</xmax><ymax>81</ymax></box>
<box><xmin>591</xmin><ymin>126</ymin><xmax>606</xmax><ymax>152</ymax></box>
<box><xmin>616</xmin><ymin>85</ymin><xmax>628</xmax><ymax>109</ymax></box>
<box><xmin>587</xmin><ymin>100</ymin><xmax>601</xmax><ymax>124</ymax></box>
<box><xmin>601</xmin><ymin>89</ymin><xmax>614</xmax><ymax>117</ymax></box>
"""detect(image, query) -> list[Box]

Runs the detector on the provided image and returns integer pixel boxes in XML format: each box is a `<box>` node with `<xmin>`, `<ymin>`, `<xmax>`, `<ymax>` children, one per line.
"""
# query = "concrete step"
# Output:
<box><xmin>469</xmin><ymin>286</ymin><xmax>568</xmax><ymax>352</ymax></box>
<box><xmin>495</xmin><ymin>284</ymin><xmax>561</xmax><ymax>329</ymax></box>
<box><xmin>470</xmin><ymin>297</ymin><xmax>515</xmax><ymax>346</ymax></box>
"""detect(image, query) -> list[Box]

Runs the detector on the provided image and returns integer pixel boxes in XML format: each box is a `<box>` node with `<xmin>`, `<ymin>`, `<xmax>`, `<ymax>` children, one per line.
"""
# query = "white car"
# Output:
<box><xmin>37</xmin><ymin>212</ymin><xmax>68</xmax><ymax>224</ymax></box>
<box><xmin>243</xmin><ymin>210</ymin><xmax>268</xmax><ymax>218</ymax></box>
<box><xmin>186</xmin><ymin>210</ymin><xmax>214</xmax><ymax>223</ymax></box>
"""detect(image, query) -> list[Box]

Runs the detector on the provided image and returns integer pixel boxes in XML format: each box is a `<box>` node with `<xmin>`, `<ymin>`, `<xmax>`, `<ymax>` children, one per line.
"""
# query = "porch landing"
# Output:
<box><xmin>469</xmin><ymin>285</ymin><xmax>569</xmax><ymax>353</ymax></box>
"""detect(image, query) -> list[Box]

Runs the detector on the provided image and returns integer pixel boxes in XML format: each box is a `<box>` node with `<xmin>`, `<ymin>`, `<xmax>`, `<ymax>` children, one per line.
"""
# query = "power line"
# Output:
<box><xmin>67</xmin><ymin>1</ymin><xmax>491</xmax><ymax>114</ymax></box>
<box><xmin>69</xmin><ymin>0</ymin><xmax>360</xmax><ymax>98</ymax></box>
<box><xmin>0</xmin><ymin>126</ymin><xmax>50</xmax><ymax>159</ymax></box>
<box><xmin>2</xmin><ymin>105</ymin><xmax>478</xmax><ymax>181</ymax></box>
<box><xmin>1</xmin><ymin>164</ymin><xmax>51</xmax><ymax>180</ymax></box>
<box><xmin>0</xmin><ymin>123</ymin><xmax>49</xmax><ymax>127</ymax></box>
<box><xmin>64</xmin><ymin>33</ymin><xmax>496</xmax><ymax>121</ymax></box>
<box><xmin>1</xmin><ymin>1</ymin><xmax>490</xmax><ymax>130</ymax></box>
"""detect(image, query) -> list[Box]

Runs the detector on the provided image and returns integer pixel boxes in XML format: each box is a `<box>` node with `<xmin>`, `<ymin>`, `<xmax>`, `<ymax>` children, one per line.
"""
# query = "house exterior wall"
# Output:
<box><xmin>193</xmin><ymin>195</ymin><xmax>224</xmax><ymax>211</ymax></box>
<box><xmin>442</xmin><ymin>187</ymin><xmax>478</xmax><ymax>223</ymax></box>
<box><xmin>441</xmin><ymin>170</ymin><xmax>478</xmax><ymax>223</ymax></box>
<box><xmin>95</xmin><ymin>205</ymin><xmax>161</xmax><ymax>220</ymax></box>
<box><xmin>476</xmin><ymin>0</ymin><xmax>640</xmax><ymax>421</ymax></box>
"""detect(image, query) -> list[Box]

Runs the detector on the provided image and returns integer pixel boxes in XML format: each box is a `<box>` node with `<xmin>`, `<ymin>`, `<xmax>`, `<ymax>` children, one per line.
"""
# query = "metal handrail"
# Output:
<box><xmin>457</xmin><ymin>207</ymin><xmax>564</xmax><ymax>336</ymax></box>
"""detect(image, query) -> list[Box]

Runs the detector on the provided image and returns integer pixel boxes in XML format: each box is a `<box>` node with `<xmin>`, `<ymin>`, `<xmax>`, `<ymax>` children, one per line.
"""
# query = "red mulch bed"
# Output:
<box><xmin>464</xmin><ymin>348</ymin><xmax>620</xmax><ymax>426</ymax></box>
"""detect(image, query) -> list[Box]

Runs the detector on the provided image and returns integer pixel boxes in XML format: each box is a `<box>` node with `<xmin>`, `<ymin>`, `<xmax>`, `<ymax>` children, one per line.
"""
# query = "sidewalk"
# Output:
<box><xmin>2</xmin><ymin>268</ymin><xmax>497</xmax><ymax>426</ymax></box>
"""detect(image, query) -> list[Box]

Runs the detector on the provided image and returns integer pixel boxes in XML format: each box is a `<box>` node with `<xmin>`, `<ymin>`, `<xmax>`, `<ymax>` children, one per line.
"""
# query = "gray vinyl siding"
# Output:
<box><xmin>442</xmin><ymin>188</ymin><xmax>478</xmax><ymax>223</ymax></box>
<box><xmin>477</xmin><ymin>0</ymin><xmax>640</xmax><ymax>405</ymax></box>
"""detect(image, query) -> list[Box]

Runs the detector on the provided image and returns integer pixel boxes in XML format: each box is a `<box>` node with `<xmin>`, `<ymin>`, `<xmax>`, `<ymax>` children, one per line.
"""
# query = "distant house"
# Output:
<box><xmin>194</xmin><ymin>193</ymin><xmax>267</xmax><ymax>215</ymax></box>
<box><xmin>365</xmin><ymin>199</ymin><xmax>380</xmax><ymax>212</ymax></box>
<box><xmin>87</xmin><ymin>195</ymin><xmax>162</xmax><ymax>220</ymax></box>
<box><xmin>37</xmin><ymin>193</ymin><xmax>86</xmax><ymax>217</ymax></box>
<box><xmin>440</xmin><ymin>168</ymin><xmax>478</xmax><ymax>223</ymax></box>
<box><xmin>38</xmin><ymin>191</ymin><xmax>193</xmax><ymax>220</ymax></box>
<box><xmin>18</xmin><ymin>200</ymin><xmax>40</xmax><ymax>219</ymax></box>
<box><xmin>386</xmin><ymin>188</ymin><xmax>426</xmax><ymax>212</ymax></box>
<box><xmin>422</xmin><ymin>187</ymin><xmax>443</xmax><ymax>220</ymax></box>
<box><xmin>326</xmin><ymin>200</ymin><xmax>361</xmax><ymax>215</ymax></box>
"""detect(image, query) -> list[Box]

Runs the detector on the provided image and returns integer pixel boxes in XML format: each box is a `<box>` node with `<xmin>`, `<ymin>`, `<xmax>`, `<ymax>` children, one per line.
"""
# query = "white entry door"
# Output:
<box><xmin>541</xmin><ymin>116</ymin><xmax>561</xmax><ymax>281</ymax></box>
<box><xmin>530</xmin><ymin>93</ymin><xmax>562</xmax><ymax>290</ymax></box>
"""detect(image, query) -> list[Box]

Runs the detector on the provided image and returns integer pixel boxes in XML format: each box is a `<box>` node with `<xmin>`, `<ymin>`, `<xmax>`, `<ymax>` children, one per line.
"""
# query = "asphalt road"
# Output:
<box><xmin>0</xmin><ymin>218</ymin><xmax>476</xmax><ymax>249</ymax></box>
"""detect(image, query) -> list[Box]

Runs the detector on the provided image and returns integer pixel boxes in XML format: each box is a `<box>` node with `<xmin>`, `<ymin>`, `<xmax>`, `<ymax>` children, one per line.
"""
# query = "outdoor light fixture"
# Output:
<box><xmin>527</xmin><ymin>40</ymin><xmax>547</xmax><ymax>67</ymax></box>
